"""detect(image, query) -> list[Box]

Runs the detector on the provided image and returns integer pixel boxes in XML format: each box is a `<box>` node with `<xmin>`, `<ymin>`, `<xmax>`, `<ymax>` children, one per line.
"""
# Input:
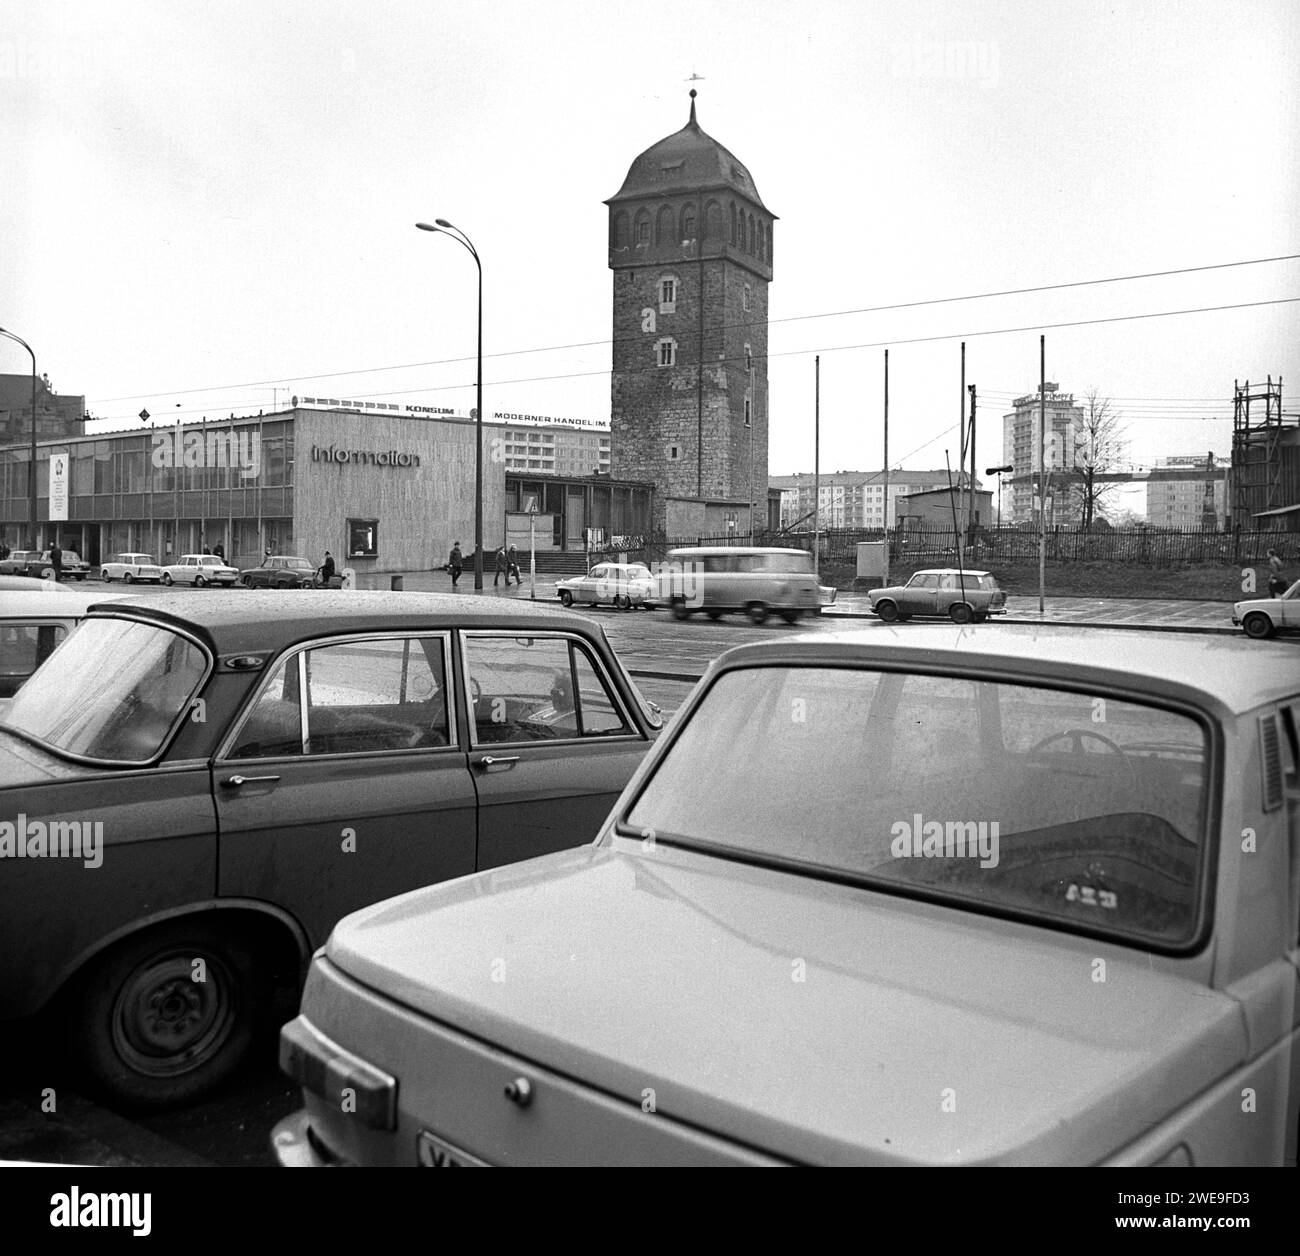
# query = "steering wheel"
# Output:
<box><xmin>1030</xmin><ymin>728</ymin><xmax>1127</xmax><ymax>757</ymax></box>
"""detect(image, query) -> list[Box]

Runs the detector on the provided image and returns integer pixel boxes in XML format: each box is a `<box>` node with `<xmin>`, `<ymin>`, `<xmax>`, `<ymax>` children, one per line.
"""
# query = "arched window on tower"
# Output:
<box><xmin>656</xmin><ymin>205</ymin><xmax>674</xmax><ymax>246</ymax></box>
<box><xmin>738</xmin><ymin>212</ymin><xmax>746</xmax><ymax>253</ymax></box>
<box><xmin>680</xmin><ymin>204</ymin><xmax>696</xmax><ymax>242</ymax></box>
<box><xmin>748</xmin><ymin>213</ymin><xmax>756</xmax><ymax>254</ymax></box>
<box><xmin>767</xmin><ymin>221</ymin><xmax>774</xmax><ymax>265</ymax></box>
<box><xmin>729</xmin><ymin>202</ymin><xmax>736</xmax><ymax>244</ymax></box>
<box><xmin>758</xmin><ymin>221</ymin><xmax>766</xmax><ymax>263</ymax></box>
<box><xmin>634</xmin><ymin>210</ymin><xmax>651</xmax><ymax>247</ymax></box>
<box><xmin>612</xmin><ymin>212</ymin><xmax>629</xmax><ymax>251</ymax></box>
<box><xmin>706</xmin><ymin>200</ymin><xmax>722</xmax><ymax>241</ymax></box>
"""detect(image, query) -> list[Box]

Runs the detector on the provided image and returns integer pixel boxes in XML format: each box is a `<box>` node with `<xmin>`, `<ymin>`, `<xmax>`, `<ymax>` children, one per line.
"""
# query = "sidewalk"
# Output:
<box><xmin>356</xmin><ymin>570</ymin><xmax>1239</xmax><ymax>632</ymax></box>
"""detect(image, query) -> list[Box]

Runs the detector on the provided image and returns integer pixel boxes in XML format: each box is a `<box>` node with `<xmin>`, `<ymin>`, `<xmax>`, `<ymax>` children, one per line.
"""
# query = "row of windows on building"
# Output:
<box><xmin>612</xmin><ymin>199</ymin><xmax>771</xmax><ymax>264</ymax></box>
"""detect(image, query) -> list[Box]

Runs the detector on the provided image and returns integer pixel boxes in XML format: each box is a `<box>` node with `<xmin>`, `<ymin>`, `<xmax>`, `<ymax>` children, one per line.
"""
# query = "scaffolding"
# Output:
<box><xmin>1231</xmin><ymin>377</ymin><xmax>1289</xmax><ymax>528</ymax></box>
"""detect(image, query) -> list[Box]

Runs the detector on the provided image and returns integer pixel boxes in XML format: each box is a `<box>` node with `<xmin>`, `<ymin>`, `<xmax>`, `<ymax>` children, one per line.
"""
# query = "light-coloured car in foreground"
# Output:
<box><xmin>101</xmin><ymin>552</ymin><xmax>164</xmax><ymax>584</ymax></box>
<box><xmin>1233</xmin><ymin>578</ymin><xmax>1300</xmax><ymax>639</ymax></box>
<box><xmin>162</xmin><ymin>553</ymin><xmax>240</xmax><ymax>586</ymax></box>
<box><xmin>556</xmin><ymin>562</ymin><xmax>655</xmax><ymax>610</ymax></box>
<box><xmin>869</xmin><ymin>568</ymin><xmax>1006</xmax><ymax>624</ymax></box>
<box><xmin>274</xmin><ymin>627</ymin><xmax>1300</xmax><ymax>1166</ymax></box>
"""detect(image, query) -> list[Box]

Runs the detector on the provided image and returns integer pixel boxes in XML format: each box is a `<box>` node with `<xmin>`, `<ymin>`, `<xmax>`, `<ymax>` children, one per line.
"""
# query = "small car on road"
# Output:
<box><xmin>274</xmin><ymin>626</ymin><xmax>1300</xmax><ymax>1166</ymax></box>
<box><xmin>240</xmin><ymin>555</ymin><xmax>320</xmax><ymax>588</ymax></box>
<box><xmin>0</xmin><ymin>592</ymin><xmax>661</xmax><ymax>1111</ymax></box>
<box><xmin>556</xmin><ymin>562</ymin><xmax>655</xmax><ymax>610</ymax></box>
<box><xmin>0</xmin><ymin>549</ymin><xmax>90</xmax><ymax>581</ymax></box>
<box><xmin>868</xmin><ymin>568</ymin><xmax>1006</xmax><ymax>623</ymax></box>
<box><xmin>101</xmin><ymin>553</ymin><xmax>164</xmax><ymax>584</ymax></box>
<box><xmin>1233</xmin><ymin>578</ymin><xmax>1300</xmax><ymax>639</ymax></box>
<box><xmin>162</xmin><ymin>553</ymin><xmax>240</xmax><ymax>587</ymax></box>
<box><xmin>655</xmin><ymin>546</ymin><xmax>823</xmax><ymax>624</ymax></box>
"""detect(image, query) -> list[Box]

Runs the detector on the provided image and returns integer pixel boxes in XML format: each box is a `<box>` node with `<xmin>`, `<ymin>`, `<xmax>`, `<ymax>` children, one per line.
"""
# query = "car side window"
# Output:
<box><xmin>465</xmin><ymin>635</ymin><xmax>631</xmax><ymax>743</ymax></box>
<box><xmin>939</xmin><ymin>574</ymin><xmax>955</xmax><ymax>590</ymax></box>
<box><xmin>229</xmin><ymin>637</ymin><xmax>450</xmax><ymax>758</ymax></box>
<box><xmin>0</xmin><ymin>623</ymin><xmax>67</xmax><ymax>688</ymax></box>
<box><xmin>302</xmin><ymin>638</ymin><xmax>449</xmax><ymax>754</ymax></box>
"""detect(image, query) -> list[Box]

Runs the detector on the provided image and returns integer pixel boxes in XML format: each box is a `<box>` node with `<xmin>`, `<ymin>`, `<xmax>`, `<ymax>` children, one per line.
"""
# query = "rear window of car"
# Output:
<box><xmin>622</xmin><ymin>665</ymin><xmax>1211</xmax><ymax>948</ymax></box>
<box><xmin>2</xmin><ymin>618</ymin><xmax>209</xmax><ymax>763</ymax></box>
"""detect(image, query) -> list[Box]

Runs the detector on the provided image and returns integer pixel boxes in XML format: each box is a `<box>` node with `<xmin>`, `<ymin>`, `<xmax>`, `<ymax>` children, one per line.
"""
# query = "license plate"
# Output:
<box><xmin>417</xmin><ymin>1130</ymin><xmax>488</xmax><ymax>1168</ymax></box>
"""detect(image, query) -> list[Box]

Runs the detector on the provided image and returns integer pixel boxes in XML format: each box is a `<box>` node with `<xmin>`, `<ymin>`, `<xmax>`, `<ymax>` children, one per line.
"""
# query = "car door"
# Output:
<box><xmin>899</xmin><ymin>574</ymin><xmax>938</xmax><ymax>614</ymax></box>
<box><xmin>461</xmin><ymin>630</ymin><xmax>651</xmax><ymax>870</ymax></box>
<box><xmin>213</xmin><ymin>632</ymin><xmax>477</xmax><ymax>948</ymax></box>
<box><xmin>580</xmin><ymin>565</ymin><xmax>605</xmax><ymax>604</ymax></box>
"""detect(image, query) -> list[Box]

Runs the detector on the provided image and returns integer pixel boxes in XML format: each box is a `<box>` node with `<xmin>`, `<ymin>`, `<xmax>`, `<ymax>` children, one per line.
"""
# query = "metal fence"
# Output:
<box><xmin>636</xmin><ymin>527</ymin><xmax>1294</xmax><ymax>568</ymax></box>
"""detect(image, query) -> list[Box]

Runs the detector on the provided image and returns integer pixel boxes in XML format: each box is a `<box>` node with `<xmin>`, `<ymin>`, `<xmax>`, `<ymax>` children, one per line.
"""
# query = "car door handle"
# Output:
<box><xmin>475</xmin><ymin>756</ymin><xmax>519</xmax><ymax>770</ymax></box>
<box><xmin>221</xmin><ymin>774</ymin><xmax>283</xmax><ymax>787</ymax></box>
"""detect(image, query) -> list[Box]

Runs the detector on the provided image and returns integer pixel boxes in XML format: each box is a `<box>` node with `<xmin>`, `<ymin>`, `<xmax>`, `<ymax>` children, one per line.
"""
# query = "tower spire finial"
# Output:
<box><xmin>689</xmin><ymin>87</ymin><xmax>697</xmax><ymax>124</ymax></box>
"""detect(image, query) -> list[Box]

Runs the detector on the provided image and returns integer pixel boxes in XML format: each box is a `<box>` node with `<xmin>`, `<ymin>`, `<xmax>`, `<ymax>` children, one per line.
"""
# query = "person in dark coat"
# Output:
<box><xmin>49</xmin><ymin>540</ymin><xmax>63</xmax><ymax>581</ymax></box>
<box><xmin>319</xmin><ymin>551</ymin><xmax>336</xmax><ymax>586</ymax></box>
<box><xmin>448</xmin><ymin>542</ymin><xmax>463</xmax><ymax>587</ymax></box>
<box><xmin>507</xmin><ymin>544</ymin><xmax>522</xmax><ymax>586</ymax></box>
<box><xmin>493</xmin><ymin>545</ymin><xmax>509</xmax><ymax>587</ymax></box>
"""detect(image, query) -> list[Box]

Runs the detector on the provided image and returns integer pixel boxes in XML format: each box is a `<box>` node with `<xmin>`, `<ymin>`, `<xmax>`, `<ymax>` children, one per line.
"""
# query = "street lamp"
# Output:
<box><xmin>986</xmin><ymin>464</ymin><xmax>1013</xmax><ymax>530</ymax></box>
<box><xmin>0</xmin><ymin>326</ymin><xmax>38</xmax><ymax>549</ymax></box>
<box><xmin>416</xmin><ymin>219</ymin><xmax>484</xmax><ymax>590</ymax></box>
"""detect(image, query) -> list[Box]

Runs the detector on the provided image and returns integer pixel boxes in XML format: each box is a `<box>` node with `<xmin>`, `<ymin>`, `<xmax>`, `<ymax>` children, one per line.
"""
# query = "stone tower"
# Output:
<box><xmin>606</xmin><ymin>92</ymin><xmax>774</xmax><ymax>537</ymax></box>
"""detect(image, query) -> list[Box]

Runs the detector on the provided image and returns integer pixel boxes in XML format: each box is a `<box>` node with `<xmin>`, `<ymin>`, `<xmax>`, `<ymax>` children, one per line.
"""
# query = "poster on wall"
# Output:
<box><xmin>49</xmin><ymin>453</ymin><xmax>69</xmax><ymax>522</ymax></box>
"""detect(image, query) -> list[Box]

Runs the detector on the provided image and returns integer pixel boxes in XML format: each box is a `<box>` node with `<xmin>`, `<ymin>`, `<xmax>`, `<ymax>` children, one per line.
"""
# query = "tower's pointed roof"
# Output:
<box><xmin>606</xmin><ymin>91</ymin><xmax>771</xmax><ymax>212</ymax></box>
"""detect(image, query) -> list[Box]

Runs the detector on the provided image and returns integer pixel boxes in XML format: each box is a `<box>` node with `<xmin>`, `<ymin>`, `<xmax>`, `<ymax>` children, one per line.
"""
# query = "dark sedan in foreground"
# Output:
<box><xmin>0</xmin><ymin>592</ymin><xmax>660</xmax><ymax>1110</ymax></box>
<box><xmin>276</xmin><ymin>627</ymin><xmax>1299</xmax><ymax>1166</ymax></box>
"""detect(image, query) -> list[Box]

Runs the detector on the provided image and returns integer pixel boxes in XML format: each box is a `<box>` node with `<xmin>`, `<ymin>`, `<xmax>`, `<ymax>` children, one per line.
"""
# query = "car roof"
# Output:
<box><xmin>705</xmin><ymin>624</ymin><xmax>1298</xmax><ymax>716</ymax></box>
<box><xmin>905</xmin><ymin>568</ymin><xmax>993</xmax><ymax>577</ymax></box>
<box><xmin>0</xmin><ymin>574</ymin><xmax>74</xmax><ymax>592</ymax></box>
<box><xmin>0</xmin><ymin>589</ymin><xmax>138</xmax><ymax>616</ymax></box>
<box><xmin>667</xmin><ymin>546</ymin><xmax>810</xmax><ymax>557</ymax></box>
<box><xmin>81</xmin><ymin>590</ymin><xmax>608</xmax><ymax>654</ymax></box>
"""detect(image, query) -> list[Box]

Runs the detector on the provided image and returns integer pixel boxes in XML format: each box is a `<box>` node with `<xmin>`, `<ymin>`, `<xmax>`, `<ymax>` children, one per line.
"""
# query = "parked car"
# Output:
<box><xmin>868</xmin><ymin>568</ymin><xmax>1006</xmax><ymax>623</ymax></box>
<box><xmin>101</xmin><ymin>552</ymin><xmax>164</xmax><ymax>584</ymax></box>
<box><xmin>240</xmin><ymin>555</ymin><xmax>321</xmax><ymax>588</ymax></box>
<box><xmin>0</xmin><ymin>590</ymin><xmax>113</xmax><ymax>699</ymax></box>
<box><xmin>654</xmin><ymin>546</ymin><xmax>823</xmax><ymax>624</ymax></box>
<box><xmin>0</xmin><ymin>592</ymin><xmax>661</xmax><ymax>1110</ymax></box>
<box><xmin>1233</xmin><ymin>578</ymin><xmax>1300</xmax><ymax>639</ymax></box>
<box><xmin>162</xmin><ymin>553</ymin><xmax>240</xmax><ymax>587</ymax></box>
<box><xmin>0</xmin><ymin>548</ymin><xmax>90</xmax><ymax>580</ymax></box>
<box><xmin>274</xmin><ymin>626</ymin><xmax>1300</xmax><ymax>1167</ymax></box>
<box><xmin>556</xmin><ymin>562</ymin><xmax>655</xmax><ymax>610</ymax></box>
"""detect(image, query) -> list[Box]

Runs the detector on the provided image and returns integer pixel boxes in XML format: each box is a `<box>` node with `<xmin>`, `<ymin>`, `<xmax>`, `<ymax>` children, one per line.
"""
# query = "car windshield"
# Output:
<box><xmin>622</xmin><ymin>665</ymin><xmax>1209</xmax><ymax>946</ymax></box>
<box><xmin>2</xmin><ymin>617</ymin><xmax>209</xmax><ymax>763</ymax></box>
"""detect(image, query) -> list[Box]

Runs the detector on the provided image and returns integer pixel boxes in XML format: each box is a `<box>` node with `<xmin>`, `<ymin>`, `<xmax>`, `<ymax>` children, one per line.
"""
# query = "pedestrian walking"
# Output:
<box><xmin>493</xmin><ymin>545</ymin><xmax>508</xmax><ymax>587</ymax></box>
<box><xmin>448</xmin><ymin>541</ymin><xmax>463</xmax><ymax>588</ymax></box>
<box><xmin>507</xmin><ymin>544</ymin><xmax>522</xmax><ymax>586</ymax></box>
<box><xmin>49</xmin><ymin>540</ymin><xmax>63</xmax><ymax>581</ymax></box>
<box><xmin>1266</xmin><ymin>547</ymin><xmax>1287</xmax><ymax>597</ymax></box>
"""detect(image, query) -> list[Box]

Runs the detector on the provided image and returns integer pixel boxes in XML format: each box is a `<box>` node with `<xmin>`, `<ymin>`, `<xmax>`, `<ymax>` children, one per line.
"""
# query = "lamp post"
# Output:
<box><xmin>416</xmin><ymin>219</ymin><xmax>484</xmax><ymax>590</ymax></box>
<box><xmin>986</xmin><ymin>464</ymin><xmax>1013</xmax><ymax>530</ymax></box>
<box><xmin>0</xmin><ymin>326</ymin><xmax>38</xmax><ymax>549</ymax></box>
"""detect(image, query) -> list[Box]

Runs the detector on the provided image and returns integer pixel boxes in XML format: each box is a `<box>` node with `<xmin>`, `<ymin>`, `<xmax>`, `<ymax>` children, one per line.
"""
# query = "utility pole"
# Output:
<box><xmin>1038</xmin><ymin>335</ymin><xmax>1047</xmax><ymax>613</ymax></box>
<box><xmin>813</xmin><ymin>355</ymin><xmax>820</xmax><ymax>576</ymax></box>
<box><xmin>958</xmin><ymin>342</ymin><xmax>966</xmax><ymax>565</ymax></box>
<box><xmin>967</xmin><ymin>383</ymin><xmax>977</xmax><ymax>540</ymax></box>
<box><xmin>882</xmin><ymin>348</ymin><xmax>889</xmax><ymax>588</ymax></box>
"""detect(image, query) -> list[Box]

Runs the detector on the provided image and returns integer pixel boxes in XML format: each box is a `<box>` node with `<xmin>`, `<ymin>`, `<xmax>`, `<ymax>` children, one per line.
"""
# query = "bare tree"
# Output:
<box><xmin>1069</xmin><ymin>389</ymin><xmax>1128</xmax><ymax>532</ymax></box>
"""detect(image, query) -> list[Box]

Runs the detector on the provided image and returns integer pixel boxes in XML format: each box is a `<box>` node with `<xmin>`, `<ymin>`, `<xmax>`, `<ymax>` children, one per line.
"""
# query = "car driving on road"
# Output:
<box><xmin>1233</xmin><ymin>577</ymin><xmax>1300</xmax><ymax>639</ymax></box>
<box><xmin>655</xmin><ymin>546</ymin><xmax>823</xmax><ymax>624</ymax></box>
<box><xmin>275</xmin><ymin>626</ymin><xmax>1300</xmax><ymax>1166</ymax></box>
<box><xmin>868</xmin><ymin>568</ymin><xmax>1006</xmax><ymax>623</ymax></box>
<box><xmin>0</xmin><ymin>591</ymin><xmax>661</xmax><ymax>1111</ymax></box>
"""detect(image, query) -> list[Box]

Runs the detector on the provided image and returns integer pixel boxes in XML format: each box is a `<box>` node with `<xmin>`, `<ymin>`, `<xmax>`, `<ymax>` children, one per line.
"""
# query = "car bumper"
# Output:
<box><xmin>271</xmin><ymin>1109</ymin><xmax>349</xmax><ymax>1167</ymax></box>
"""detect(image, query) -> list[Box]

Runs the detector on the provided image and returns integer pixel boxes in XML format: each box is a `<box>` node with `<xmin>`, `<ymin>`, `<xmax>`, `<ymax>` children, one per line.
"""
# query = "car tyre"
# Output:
<box><xmin>747</xmin><ymin>603</ymin><xmax>770</xmax><ymax>625</ymax></box>
<box><xmin>125</xmin><ymin>571</ymin><xmax>136</xmax><ymax>584</ymax></box>
<box><xmin>1242</xmin><ymin>611</ymin><xmax>1274</xmax><ymax>640</ymax></box>
<box><xmin>241</xmin><ymin>575</ymin><xmax>254</xmax><ymax>588</ymax></box>
<box><xmin>671</xmin><ymin>597</ymin><xmax>692</xmax><ymax>621</ymax></box>
<box><xmin>875</xmin><ymin>600</ymin><xmax>900</xmax><ymax>623</ymax></box>
<box><xmin>949</xmin><ymin>602</ymin><xmax>974</xmax><ymax>624</ymax></box>
<box><xmin>161</xmin><ymin>573</ymin><xmax>172</xmax><ymax>586</ymax></box>
<box><xmin>195</xmin><ymin>575</ymin><xmax>207</xmax><ymax>587</ymax></box>
<box><xmin>779</xmin><ymin>610</ymin><xmax>802</xmax><ymax>624</ymax></box>
<box><xmin>66</xmin><ymin>922</ymin><xmax>262</xmax><ymax>1112</ymax></box>
<box><xmin>705</xmin><ymin>609</ymin><xmax>724</xmax><ymax>620</ymax></box>
<box><xmin>558</xmin><ymin>590</ymin><xmax>574</xmax><ymax>607</ymax></box>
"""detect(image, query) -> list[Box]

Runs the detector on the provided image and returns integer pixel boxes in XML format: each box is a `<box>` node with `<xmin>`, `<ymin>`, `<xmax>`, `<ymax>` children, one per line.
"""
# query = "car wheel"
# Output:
<box><xmin>779</xmin><ymin>610</ymin><xmax>802</xmax><ymax>624</ymax></box>
<box><xmin>559</xmin><ymin>590</ymin><xmax>574</xmax><ymax>607</ymax></box>
<box><xmin>125</xmin><ymin>571</ymin><xmax>136</xmax><ymax>584</ymax></box>
<box><xmin>705</xmin><ymin>609</ymin><xmax>724</xmax><ymax>620</ymax></box>
<box><xmin>671</xmin><ymin>597</ymin><xmax>692</xmax><ymax>620</ymax></box>
<box><xmin>949</xmin><ymin>602</ymin><xmax>974</xmax><ymax>624</ymax></box>
<box><xmin>66</xmin><ymin>922</ymin><xmax>261</xmax><ymax>1112</ymax></box>
<box><xmin>875</xmin><ymin>600</ymin><xmax>900</xmax><ymax>623</ymax></box>
<box><xmin>1242</xmin><ymin>611</ymin><xmax>1275</xmax><ymax>640</ymax></box>
<box><xmin>241</xmin><ymin>575</ymin><xmax>254</xmax><ymax>588</ymax></box>
<box><xmin>102</xmin><ymin>573</ymin><xmax>113</xmax><ymax>583</ymax></box>
<box><xmin>161</xmin><ymin>573</ymin><xmax>172</xmax><ymax>586</ymax></box>
<box><xmin>747</xmin><ymin>603</ymin><xmax>770</xmax><ymax>625</ymax></box>
<box><xmin>195</xmin><ymin>575</ymin><xmax>207</xmax><ymax>587</ymax></box>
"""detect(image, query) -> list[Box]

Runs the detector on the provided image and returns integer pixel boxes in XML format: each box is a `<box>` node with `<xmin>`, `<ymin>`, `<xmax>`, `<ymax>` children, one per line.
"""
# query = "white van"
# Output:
<box><xmin>656</xmin><ymin>546</ymin><xmax>827</xmax><ymax>624</ymax></box>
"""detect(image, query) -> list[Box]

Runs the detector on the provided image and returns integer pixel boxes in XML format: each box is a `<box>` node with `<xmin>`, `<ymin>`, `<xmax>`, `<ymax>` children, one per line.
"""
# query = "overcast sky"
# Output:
<box><xmin>4</xmin><ymin>0</ymin><xmax>1297</xmax><ymax>498</ymax></box>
